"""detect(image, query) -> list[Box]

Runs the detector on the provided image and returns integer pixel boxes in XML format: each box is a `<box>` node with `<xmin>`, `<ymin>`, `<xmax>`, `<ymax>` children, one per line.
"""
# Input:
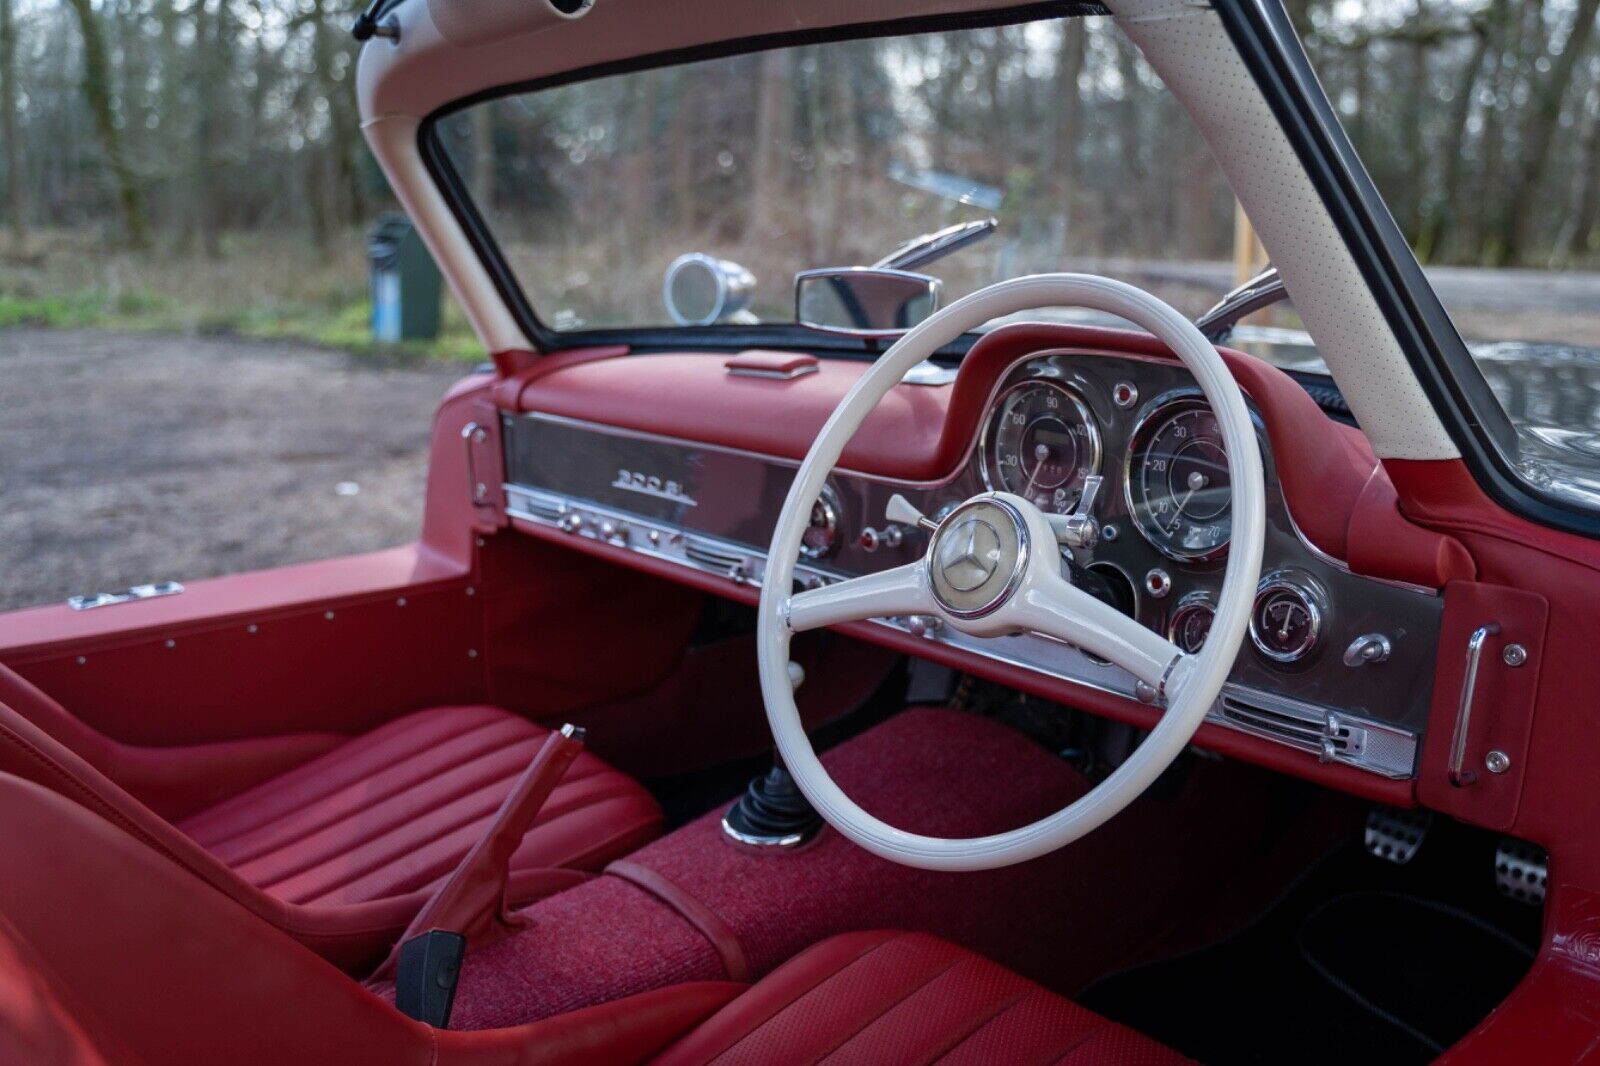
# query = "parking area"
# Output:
<box><xmin>0</xmin><ymin>328</ymin><xmax>469</xmax><ymax>612</ymax></box>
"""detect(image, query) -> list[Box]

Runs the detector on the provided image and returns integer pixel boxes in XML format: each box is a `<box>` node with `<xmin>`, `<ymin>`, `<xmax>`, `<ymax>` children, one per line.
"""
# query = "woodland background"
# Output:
<box><xmin>0</xmin><ymin>0</ymin><xmax>1596</xmax><ymax>354</ymax></box>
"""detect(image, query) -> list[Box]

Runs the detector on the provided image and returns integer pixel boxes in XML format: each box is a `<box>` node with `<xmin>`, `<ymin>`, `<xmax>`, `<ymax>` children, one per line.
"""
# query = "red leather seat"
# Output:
<box><xmin>0</xmin><ymin>661</ymin><xmax>660</xmax><ymax>969</ymax></box>
<box><xmin>0</xmin><ymin>770</ymin><xmax>1188</xmax><ymax>1065</ymax></box>
<box><xmin>651</xmin><ymin>930</ymin><xmax>1191</xmax><ymax>1065</ymax></box>
<box><xmin>178</xmin><ymin>704</ymin><xmax>660</xmax><ymax>908</ymax></box>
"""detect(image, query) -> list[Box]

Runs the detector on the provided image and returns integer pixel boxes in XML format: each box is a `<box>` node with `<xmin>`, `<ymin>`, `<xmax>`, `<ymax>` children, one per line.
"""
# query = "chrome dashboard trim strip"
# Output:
<box><xmin>507</xmin><ymin>481</ymin><xmax>1421</xmax><ymax>782</ymax></box>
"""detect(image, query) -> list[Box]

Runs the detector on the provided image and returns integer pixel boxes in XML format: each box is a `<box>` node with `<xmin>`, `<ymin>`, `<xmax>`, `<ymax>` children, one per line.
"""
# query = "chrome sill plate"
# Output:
<box><xmin>506</xmin><ymin>484</ymin><xmax>1418</xmax><ymax>782</ymax></box>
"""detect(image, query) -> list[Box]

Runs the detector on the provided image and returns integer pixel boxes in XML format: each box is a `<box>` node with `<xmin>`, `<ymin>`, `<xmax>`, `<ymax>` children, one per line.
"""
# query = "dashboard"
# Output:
<box><xmin>499</xmin><ymin>339</ymin><xmax>1443</xmax><ymax>787</ymax></box>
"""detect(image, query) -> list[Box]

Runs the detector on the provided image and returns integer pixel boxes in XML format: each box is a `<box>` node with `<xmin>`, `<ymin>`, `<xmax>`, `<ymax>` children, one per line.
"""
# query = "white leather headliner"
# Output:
<box><xmin>355</xmin><ymin>0</ymin><xmax>1460</xmax><ymax>461</ymax></box>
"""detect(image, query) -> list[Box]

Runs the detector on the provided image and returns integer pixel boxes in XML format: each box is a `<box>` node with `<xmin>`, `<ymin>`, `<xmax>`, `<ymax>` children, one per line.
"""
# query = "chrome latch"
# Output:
<box><xmin>68</xmin><ymin>581</ymin><xmax>185</xmax><ymax>611</ymax></box>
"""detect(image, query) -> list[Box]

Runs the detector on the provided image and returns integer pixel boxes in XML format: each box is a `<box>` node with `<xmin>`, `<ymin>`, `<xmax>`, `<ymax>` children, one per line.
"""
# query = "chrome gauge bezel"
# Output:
<box><xmin>1248</xmin><ymin>570</ymin><xmax>1326</xmax><ymax>663</ymax></box>
<box><xmin>798</xmin><ymin>483</ymin><xmax>842</xmax><ymax>560</ymax></box>
<box><xmin>1166</xmin><ymin>591</ymin><xmax>1217</xmax><ymax>655</ymax></box>
<box><xmin>978</xmin><ymin>379</ymin><xmax>1103</xmax><ymax>514</ymax></box>
<box><xmin>1122</xmin><ymin>392</ymin><xmax>1232</xmax><ymax>563</ymax></box>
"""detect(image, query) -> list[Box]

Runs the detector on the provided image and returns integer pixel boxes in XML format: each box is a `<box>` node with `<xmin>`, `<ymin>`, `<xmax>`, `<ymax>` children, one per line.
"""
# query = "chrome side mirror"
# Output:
<box><xmin>663</xmin><ymin>253</ymin><xmax>756</xmax><ymax>326</ymax></box>
<box><xmin>795</xmin><ymin>268</ymin><xmax>941</xmax><ymax>337</ymax></box>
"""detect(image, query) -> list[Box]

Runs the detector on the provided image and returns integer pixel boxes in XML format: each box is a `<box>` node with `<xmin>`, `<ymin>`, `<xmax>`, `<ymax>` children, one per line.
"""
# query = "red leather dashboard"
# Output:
<box><xmin>502</xmin><ymin>322</ymin><xmax>1469</xmax><ymax>590</ymax></box>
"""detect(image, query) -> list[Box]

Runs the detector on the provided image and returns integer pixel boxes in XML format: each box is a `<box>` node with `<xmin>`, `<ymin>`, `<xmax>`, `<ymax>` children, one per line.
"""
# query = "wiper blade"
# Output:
<box><xmin>874</xmin><ymin>218</ymin><xmax>997</xmax><ymax>272</ymax></box>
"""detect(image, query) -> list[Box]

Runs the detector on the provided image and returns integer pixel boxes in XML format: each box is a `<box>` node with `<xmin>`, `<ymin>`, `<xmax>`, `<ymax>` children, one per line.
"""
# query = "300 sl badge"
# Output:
<box><xmin>612</xmin><ymin>469</ymin><xmax>698</xmax><ymax>507</ymax></box>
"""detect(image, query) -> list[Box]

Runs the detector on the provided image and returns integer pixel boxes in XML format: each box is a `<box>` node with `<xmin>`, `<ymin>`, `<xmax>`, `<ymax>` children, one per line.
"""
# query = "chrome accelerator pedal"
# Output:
<box><xmin>1495</xmin><ymin>837</ymin><xmax>1549</xmax><ymax>906</ymax></box>
<box><xmin>1364</xmin><ymin>806</ymin><xmax>1432</xmax><ymax>865</ymax></box>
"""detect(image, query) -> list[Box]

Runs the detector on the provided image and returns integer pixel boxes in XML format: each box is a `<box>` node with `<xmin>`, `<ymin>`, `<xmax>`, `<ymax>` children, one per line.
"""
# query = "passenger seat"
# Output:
<box><xmin>0</xmin><ymin>662</ymin><xmax>660</xmax><ymax>970</ymax></box>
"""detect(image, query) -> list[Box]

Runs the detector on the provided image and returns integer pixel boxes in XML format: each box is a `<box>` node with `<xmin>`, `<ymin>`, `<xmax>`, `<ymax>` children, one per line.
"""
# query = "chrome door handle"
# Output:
<box><xmin>1448</xmin><ymin>623</ymin><xmax>1500</xmax><ymax>787</ymax></box>
<box><xmin>462</xmin><ymin>421</ymin><xmax>490</xmax><ymax>505</ymax></box>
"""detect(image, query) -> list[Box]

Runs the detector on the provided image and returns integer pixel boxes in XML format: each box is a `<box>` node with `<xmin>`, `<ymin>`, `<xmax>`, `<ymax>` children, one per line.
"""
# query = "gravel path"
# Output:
<box><xmin>0</xmin><ymin>329</ymin><xmax>471</xmax><ymax>612</ymax></box>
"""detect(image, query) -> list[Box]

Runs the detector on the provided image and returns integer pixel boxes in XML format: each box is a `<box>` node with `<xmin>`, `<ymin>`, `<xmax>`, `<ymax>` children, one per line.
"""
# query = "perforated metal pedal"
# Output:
<box><xmin>1364</xmin><ymin>806</ymin><xmax>1432</xmax><ymax>864</ymax></box>
<box><xmin>1495</xmin><ymin>837</ymin><xmax>1549</xmax><ymax>906</ymax></box>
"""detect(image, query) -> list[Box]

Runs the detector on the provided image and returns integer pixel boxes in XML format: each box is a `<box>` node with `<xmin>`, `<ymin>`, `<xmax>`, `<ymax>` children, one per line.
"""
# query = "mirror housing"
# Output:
<box><xmin>663</xmin><ymin>253</ymin><xmax>756</xmax><ymax>326</ymax></box>
<box><xmin>795</xmin><ymin>268</ymin><xmax>940</xmax><ymax>337</ymax></box>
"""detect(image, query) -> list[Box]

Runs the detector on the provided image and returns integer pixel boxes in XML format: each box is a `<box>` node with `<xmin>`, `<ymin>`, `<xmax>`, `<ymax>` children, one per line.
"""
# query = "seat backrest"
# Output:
<box><xmin>0</xmin><ymin>661</ymin><xmax>115</xmax><ymax>774</ymax></box>
<box><xmin>0</xmin><ymin>772</ymin><xmax>741</xmax><ymax>1066</ymax></box>
<box><xmin>0</xmin><ymin>911</ymin><xmax>112</xmax><ymax>1066</ymax></box>
<box><xmin>0</xmin><ymin>663</ymin><xmax>396</xmax><ymax>968</ymax></box>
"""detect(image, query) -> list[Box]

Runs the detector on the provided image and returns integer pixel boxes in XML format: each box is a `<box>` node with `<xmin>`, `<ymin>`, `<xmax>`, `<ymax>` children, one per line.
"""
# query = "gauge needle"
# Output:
<box><xmin>1167</xmin><ymin>470</ymin><xmax>1208</xmax><ymax>532</ymax></box>
<box><xmin>1022</xmin><ymin>441</ymin><xmax>1050</xmax><ymax>498</ymax></box>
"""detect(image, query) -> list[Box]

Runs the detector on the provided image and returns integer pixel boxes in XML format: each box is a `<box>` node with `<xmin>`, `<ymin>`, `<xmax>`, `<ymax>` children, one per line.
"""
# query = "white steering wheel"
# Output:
<box><xmin>758</xmin><ymin>274</ymin><xmax>1266</xmax><ymax>871</ymax></box>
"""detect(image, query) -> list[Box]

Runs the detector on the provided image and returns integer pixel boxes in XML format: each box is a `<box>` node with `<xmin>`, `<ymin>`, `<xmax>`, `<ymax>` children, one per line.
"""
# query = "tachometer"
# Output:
<box><xmin>980</xmin><ymin>381</ymin><xmax>1101</xmax><ymax>514</ymax></box>
<box><xmin>1126</xmin><ymin>396</ymin><xmax>1231</xmax><ymax>561</ymax></box>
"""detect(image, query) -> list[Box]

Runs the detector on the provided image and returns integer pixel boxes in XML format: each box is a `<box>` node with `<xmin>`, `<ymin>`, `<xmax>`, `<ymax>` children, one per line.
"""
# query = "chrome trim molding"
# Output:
<box><xmin>507</xmin><ymin>480</ymin><xmax>1420</xmax><ymax>782</ymax></box>
<box><xmin>67</xmin><ymin>581</ymin><xmax>185</xmax><ymax>611</ymax></box>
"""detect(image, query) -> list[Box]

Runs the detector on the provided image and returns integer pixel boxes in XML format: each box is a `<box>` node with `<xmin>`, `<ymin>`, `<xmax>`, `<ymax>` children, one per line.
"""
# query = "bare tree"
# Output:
<box><xmin>64</xmin><ymin>0</ymin><xmax>148</xmax><ymax>246</ymax></box>
<box><xmin>1499</xmin><ymin>0</ymin><xmax>1600</xmax><ymax>262</ymax></box>
<box><xmin>0</xmin><ymin>0</ymin><xmax>21</xmax><ymax>246</ymax></box>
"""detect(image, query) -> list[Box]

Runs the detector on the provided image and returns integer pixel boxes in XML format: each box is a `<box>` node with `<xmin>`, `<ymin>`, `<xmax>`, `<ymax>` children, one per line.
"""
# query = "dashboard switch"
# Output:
<box><xmin>1343</xmin><ymin>633</ymin><xmax>1392</xmax><ymax>666</ymax></box>
<box><xmin>1144</xmin><ymin>569</ymin><xmax>1172</xmax><ymax>599</ymax></box>
<box><xmin>860</xmin><ymin>525</ymin><xmax>905</xmax><ymax>552</ymax></box>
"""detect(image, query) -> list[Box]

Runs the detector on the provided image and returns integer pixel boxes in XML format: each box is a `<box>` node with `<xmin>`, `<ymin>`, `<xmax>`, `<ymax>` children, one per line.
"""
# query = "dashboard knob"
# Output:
<box><xmin>1343</xmin><ymin>633</ymin><xmax>1392</xmax><ymax>666</ymax></box>
<box><xmin>907</xmin><ymin>614</ymin><xmax>942</xmax><ymax>638</ymax></box>
<box><xmin>860</xmin><ymin>525</ymin><xmax>905</xmax><ymax>552</ymax></box>
<box><xmin>557</xmin><ymin>513</ymin><xmax>584</xmax><ymax>534</ymax></box>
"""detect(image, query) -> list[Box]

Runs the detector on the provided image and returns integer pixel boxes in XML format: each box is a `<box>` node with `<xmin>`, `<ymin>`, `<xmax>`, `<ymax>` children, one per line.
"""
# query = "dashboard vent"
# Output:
<box><xmin>1217</xmin><ymin>692</ymin><xmax>1351</xmax><ymax>760</ymax></box>
<box><xmin>683</xmin><ymin>538</ymin><xmax>748</xmax><ymax>575</ymax></box>
<box><xmin>521</xmin><ymin>496</ymin><xmax>566</xmax><ymax>522</ymax></box>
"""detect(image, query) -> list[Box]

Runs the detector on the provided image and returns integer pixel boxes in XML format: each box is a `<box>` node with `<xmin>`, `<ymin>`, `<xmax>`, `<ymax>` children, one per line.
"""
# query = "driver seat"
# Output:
<box><xmin>0</xmin><ymin>769</ymin><xmax>1189</xmax><ymax>1064</ymax></box>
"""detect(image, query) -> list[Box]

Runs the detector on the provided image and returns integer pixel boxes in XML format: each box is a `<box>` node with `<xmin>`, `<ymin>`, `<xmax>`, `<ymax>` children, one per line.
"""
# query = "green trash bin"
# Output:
<box><xmin>368</xmin><ymin>214</ymin><xmax>442</xmax><ymax>343</ymax></box>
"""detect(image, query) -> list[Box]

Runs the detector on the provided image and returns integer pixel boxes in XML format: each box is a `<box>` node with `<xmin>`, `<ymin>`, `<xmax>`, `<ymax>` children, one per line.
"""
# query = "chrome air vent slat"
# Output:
<box><xmin>1212</xmin><ymin>686</ymin><xmax>1416</xmax><ymax>779</ymax></box>
<box><xmin>682</xmin><ymin>539</ymin><xmax>748</xmax><ymax>573</ymax></box>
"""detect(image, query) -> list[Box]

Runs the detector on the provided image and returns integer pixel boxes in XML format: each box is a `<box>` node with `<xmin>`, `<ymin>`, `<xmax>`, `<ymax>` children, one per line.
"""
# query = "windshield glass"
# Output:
<box><xmin>1292</xmin><ymin>1</ymin><xmax>1600</xmax><ymax>508</ymax></box>
<box><xmin>433</xmin><ymin>17</ymin><xmax>1241</xmax><ymax>334</ymax></box>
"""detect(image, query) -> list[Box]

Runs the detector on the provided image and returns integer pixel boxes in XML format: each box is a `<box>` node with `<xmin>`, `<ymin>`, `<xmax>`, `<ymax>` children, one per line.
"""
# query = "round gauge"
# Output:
<box><xmin>980</xmin><ymin>381</ymin><xmax>1102</xmax><ymax>514</ymax></box>
<box><xmin>799</xmin><ymin>485</ymin><xmax>842</xmax><ymax>560</ymax></box>
<box><xmin>1125</xmin><ymin>397</ymin><xmax>1232</xmax><ymax>562</ymax></box>
<box><xmin>1167</xmin><ymin>596</ymin><xmax>1216</xmax><ymax>655</ymax></box>
<box><xmin>1249</xmin><ymin>574</ymin><xmax>1325</xmax><ymax>663</ymax></box>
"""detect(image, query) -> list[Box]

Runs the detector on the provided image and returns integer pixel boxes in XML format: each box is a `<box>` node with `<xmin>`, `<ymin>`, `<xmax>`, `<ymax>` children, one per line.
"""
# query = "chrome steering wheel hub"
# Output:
<box><xmin>927</xmin><ymin>496</ymin><xmax>1029</xmax><ymax>619</ymax></box>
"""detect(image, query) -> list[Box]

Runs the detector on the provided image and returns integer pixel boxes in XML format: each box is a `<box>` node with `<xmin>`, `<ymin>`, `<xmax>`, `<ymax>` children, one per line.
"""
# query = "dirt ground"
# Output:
<box><xmin>0</xmin><ymin>328</ymin><xmax>471</xmax><ymax>612</ymax></box>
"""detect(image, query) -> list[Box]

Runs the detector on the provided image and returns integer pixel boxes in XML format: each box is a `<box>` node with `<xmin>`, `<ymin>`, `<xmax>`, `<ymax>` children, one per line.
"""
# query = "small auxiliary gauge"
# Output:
<box><xmin>1167</xmin><ymin>593</ymin><xmax>1216</xmax><ymax>655</ymax></box>
<box><xmin>1249</xmin><ymin>571</ymin><xmax>1326</xmax><ymax>663</ymax></box>
<box><xmin>799</xmin><ymin>484</ymin><xmax>843</xmax><ymax>560</ymax></box>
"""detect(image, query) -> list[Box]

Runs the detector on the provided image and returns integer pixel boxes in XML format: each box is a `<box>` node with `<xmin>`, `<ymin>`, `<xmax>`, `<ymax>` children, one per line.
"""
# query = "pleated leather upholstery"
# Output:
<box><xmin>178</xmin><ymin>705</ymin><xmax>662</xmax><ymax>907</ymax></box>
<box><xmin>651</xmin><ymin>931</ymin><xmax>1192</xmax><ymax>1066</ymax></box>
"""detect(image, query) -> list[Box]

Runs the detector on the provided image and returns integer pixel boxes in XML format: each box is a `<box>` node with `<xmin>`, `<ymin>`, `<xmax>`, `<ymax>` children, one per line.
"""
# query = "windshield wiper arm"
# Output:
<box><xmin>873</xmin><ymin>218</ymin><xmax>997</xmax><ymax>272</ymax></box>
<box><xmin>1195</xmin><ymin>265</ymin><xmax>1285</xmax><ymax>341</ymax></box>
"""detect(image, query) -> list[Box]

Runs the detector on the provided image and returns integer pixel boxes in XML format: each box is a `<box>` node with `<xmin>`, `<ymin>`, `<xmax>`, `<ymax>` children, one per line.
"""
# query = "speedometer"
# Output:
<box><xmin>979</xmin><ymin>381</ymin><xmax>1101</xmax><ymax>514</ymax></box>
<box><xmin>1125</xmin><ymin>396</ymin><xmax>1231</xmax><ymax>561</ymax></box>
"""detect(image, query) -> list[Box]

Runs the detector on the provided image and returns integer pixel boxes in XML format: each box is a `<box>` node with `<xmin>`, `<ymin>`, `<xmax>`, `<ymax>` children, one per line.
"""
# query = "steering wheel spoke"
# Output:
<box><xmin>1006</xmin><ymin>569</ymin><xmax>1186</xmax><ymax>696</ymax></box>
<box><xmin>785</xmin><ymin>561</ymin><xmax>933</xmax><ymax>633</ymax></box>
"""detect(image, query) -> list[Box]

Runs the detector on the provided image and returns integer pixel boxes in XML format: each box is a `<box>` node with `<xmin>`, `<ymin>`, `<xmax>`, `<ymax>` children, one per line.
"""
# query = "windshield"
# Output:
<box><xmin>432</xmin><ymin>18</ymin><xmax>1240</xmax><ymax>334</ymax></box>
<box><xmin>1290</xmin><ymin>1</ymin><xmax>1600</xmax><ymax>509</ymax></box>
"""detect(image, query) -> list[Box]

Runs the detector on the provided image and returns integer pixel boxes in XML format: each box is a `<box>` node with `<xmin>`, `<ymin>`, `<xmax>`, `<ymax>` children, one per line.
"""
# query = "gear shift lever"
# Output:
<box><xmin>722</xmin><ymin>661</ymin><xmax>823</xmax><ymax>848</ymax></box>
